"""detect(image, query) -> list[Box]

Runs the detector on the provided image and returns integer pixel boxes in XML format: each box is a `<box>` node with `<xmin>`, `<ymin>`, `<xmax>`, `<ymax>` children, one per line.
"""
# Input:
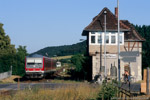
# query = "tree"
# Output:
<box><xmin>0</xmin><ymin>23</ymin><xmax>28</xmax><ymax>76</ymax></box>
<box><xmin>0</xmin><ymin>23</ymin><xmax>16</xmax><ymax>57</ymax></box>
<box><xmin>0</xmin><ymin>23</ymin><xmax>16</xmax><ymax>73</ymax></box>
<box><xmin>32</xmin><ymin>41</ymin><xmax>87</xmax><ymax>57</ymax></box>
<box><xmin>134</xmin><ymin>25</ymin><xmax>150</xmax><ymax>68</ymax></box>
<box><xmin>70</xmin><ymin>54</ymin><xmax>92</xmax><ymax>80</ymax></box>
<box><xmin>12</xmin><ymin>46</ymin><xmax>28</xmax><ymax>76</ymax></box>
<box><xmin>71</xmin><ymin>54</ymin><xmax>85</xmax><ymax>72</ymax></box>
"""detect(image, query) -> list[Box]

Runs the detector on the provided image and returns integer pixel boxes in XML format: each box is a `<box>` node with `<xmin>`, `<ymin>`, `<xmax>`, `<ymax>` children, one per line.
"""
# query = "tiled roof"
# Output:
<box><xmin>82</xmin><ymin>7</ymin><xmax>145</xmax><ymax>41</ymax></box>
<box><xmin>121</xmin><ymin>20</ymin><xmax>145</xmax><ymax>41</ymax></box>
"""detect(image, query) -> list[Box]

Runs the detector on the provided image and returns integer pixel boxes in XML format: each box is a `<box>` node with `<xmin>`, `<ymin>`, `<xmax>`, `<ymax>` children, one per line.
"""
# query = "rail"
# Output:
<box><xmin>114</xmin><ymin>82</ymin><xmax>142</xmax><ymax>100</ymax></box>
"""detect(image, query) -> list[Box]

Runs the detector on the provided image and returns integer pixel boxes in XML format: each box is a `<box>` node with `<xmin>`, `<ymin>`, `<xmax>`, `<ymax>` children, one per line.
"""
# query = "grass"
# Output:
<box><xmin>49</xmin><ymin>79</ymin><xmax>83</xmax><ymax>84</ymax></box>
<box><xmin>52</xmin><ymin>55</ymin><xmax>72</xmax><ymax>60</ymax></box>
<box><xmin>0</xmin><ymin>84</ymin><xmax>100</xmax><ymax>100</ymax></box>
<box><xmin>0</xmin><ymin>75</ymin><xmax>20</xmax><ymax>84</ymax></box>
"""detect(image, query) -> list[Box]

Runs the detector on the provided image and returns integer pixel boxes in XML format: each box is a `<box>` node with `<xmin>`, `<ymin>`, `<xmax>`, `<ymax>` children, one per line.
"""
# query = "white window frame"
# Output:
<box><xmin>97</xmin><ymin>32</ymin><xmax>103</xmax><ymax>44</ymax></box>
<box><xmin>89</xmin><ymin>32</ymin><xmax>124</xmax><ymax>45</ymax></box>
<box><xmin>110</xmin><ymin>32</ymin><xmax>116</xmax><ymax>44</ymax></box>
<box><xmin>90</xmin><ymin>33</ymin><xmax>96</xmax><ymax>44</ymax></box>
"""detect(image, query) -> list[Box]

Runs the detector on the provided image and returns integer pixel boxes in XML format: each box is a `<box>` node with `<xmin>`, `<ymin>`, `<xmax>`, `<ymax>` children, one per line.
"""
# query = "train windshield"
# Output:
<box><xmin>26</xmin><ymin>58</ymin><xmax>43</xmax><ymax>68</ymax></box>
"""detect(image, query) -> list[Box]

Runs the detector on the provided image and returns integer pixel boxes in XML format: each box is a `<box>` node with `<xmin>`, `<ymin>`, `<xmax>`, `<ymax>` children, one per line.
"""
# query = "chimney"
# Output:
<box><xmin>115</xmin><ymin>7</ymin><xmax>118</xmax><ymax>18</ymax></box>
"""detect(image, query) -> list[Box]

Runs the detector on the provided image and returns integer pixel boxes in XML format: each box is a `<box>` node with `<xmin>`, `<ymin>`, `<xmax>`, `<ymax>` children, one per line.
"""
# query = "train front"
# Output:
<box><xmin>25</xmin><ymin>57</ymin><xmax>44</xmax><ymax>78</ymax></box>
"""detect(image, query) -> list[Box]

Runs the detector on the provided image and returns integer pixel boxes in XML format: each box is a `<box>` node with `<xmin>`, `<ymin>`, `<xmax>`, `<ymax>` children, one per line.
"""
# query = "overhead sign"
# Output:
<box><xmin>120</xmin><ymin>51</ymin><xmax>139</xmax><ymax>57</ymax></box>
<box><xmin>121</xmin><ymin>57</ymin><xmax>136</xmax><ymax>62</ymax></box>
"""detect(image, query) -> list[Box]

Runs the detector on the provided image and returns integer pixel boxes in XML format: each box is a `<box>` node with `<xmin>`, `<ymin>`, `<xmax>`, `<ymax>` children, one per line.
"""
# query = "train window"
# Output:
<box><xmin>26</xmin><ymin>62</ymin><xmax>42</xmax><ymax>68</ymax></box>
<box><xmin>26</xmin><ymin>58</ymin><xmax>43</xmax><ymax>68</ymax></box>
<box><xmin>35</xmin><ymin>59</ymin><xmax>42</xmax><ymax>63</ymax></box>
<box><xmin>27</xmin><ymin>63</ymin><xmax>35</xmax><ymax>65</ymax></box>
<box><xmin>27</xmin><ymin>59</ymin><xmax>34</xmax><ymax>63</ymax></box>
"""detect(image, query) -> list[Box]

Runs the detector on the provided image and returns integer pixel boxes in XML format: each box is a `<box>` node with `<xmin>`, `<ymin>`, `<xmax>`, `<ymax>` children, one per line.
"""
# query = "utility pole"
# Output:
<box><xmin>117</xmin><ymin>0</ymin><xmax>121</xmax><ymax>82</ymax></box>
<box><xmin>104</xmin><ymin>10</ymin><xmax>107</xmax><ymax>78</ymax></box>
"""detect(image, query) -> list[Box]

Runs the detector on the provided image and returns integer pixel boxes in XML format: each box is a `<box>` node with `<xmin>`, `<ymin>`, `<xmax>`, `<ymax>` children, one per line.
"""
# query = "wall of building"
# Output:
<box><xmin>90</xmin><ymin>41</ymin><xmax>142</xmax><ymax>82</ymax></box>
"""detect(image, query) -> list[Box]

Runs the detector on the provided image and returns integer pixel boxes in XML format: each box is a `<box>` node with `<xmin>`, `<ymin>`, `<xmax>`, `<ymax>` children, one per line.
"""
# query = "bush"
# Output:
<box><xmin>97</xmin><ymin>80</ymin><xmax>118</xmax><ymax>100</ymax></box>
<box><xmin>70</xmin><ymin>54</ymin><xmax>92</xmax><ymax>81</ymax></box>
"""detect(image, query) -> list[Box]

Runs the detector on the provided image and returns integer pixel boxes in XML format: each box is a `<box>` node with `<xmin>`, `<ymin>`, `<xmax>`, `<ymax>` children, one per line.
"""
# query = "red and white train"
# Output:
<box><xmin>25</xmin><ymin>54</ymin><xmax>56</xmax><ymax>78</ymax></box>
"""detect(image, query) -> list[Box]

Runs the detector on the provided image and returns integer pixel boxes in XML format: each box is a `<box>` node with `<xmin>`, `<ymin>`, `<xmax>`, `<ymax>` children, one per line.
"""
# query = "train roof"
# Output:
<box><xmin>27</xmin><ymin>54</ymin><xmax>45</xmax><ymax>58</ymax></box>
<box><xmin>26</xmin><ymin>54</ymin><xmax>55</xmax><ymax>60</ymax></box>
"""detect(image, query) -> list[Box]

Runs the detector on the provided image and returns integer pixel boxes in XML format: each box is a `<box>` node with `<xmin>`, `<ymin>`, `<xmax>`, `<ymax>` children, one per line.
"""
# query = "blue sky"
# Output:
<box><xmin>0</xmin><ymin>0</ymin><xmax>149</xmax><ymax>53</ymax></box>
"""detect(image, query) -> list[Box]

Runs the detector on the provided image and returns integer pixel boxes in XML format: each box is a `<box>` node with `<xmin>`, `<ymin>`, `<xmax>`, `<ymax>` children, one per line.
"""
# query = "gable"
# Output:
<box><xmin>82</xmin><ymin>7</ymin><xmax>145</xmax><ymax>42</ymax></box>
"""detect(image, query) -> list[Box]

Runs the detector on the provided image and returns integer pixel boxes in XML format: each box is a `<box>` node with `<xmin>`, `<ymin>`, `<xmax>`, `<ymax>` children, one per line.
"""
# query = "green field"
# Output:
<box><xmin>52</xmin><ymin>55</ymin><xmax>72</xmax><ymax>60</ymax></box>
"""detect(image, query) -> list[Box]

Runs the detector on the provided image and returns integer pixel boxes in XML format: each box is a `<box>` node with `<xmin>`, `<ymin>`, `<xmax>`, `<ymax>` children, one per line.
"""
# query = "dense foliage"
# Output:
<box><xmin>134</xmin><ymin>25</ymin><xmax>150</xmax><ymax>68</ymax></box>
<box><xmin>0</xmin><ymin>23</ymin><xmax>16</xmax><ymax>73</ymax></box>
<box><xmin>70</xmin><ymin>54</ymin><xmax>92</xmax><ymax>81</ymax></box>
<box><xmin>0</xmin><ymin>23</ymin><xmax>16</xmax><ymax>57</ymax></box>
<box><xmin>12</xmin><ymin>46</ymin><xmax>28</xmax><ymax>76</ymax></box>
<box><xmin>0</xmin><ymin>23</ymin><xmax>27</xmax><ymax>76</ymax></box>
<box><xmin>32</xmin><ymin>41</ymin><xmax>87</xmax><ymax>57</ymax></box>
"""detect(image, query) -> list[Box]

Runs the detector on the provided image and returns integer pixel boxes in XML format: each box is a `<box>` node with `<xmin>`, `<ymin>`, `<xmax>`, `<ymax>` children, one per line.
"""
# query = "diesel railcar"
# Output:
<box><xmin>25</xmin><ymin>54</ymin><xmax>56</xmax><ymax>78</ymax></box>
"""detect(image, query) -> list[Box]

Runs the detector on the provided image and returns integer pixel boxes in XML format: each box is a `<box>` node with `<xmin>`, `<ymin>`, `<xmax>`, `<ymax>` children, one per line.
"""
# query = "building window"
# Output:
<box><xmin>106</xmin><ymin>36</ymin><xmax>109</xmax><ymax>44</ymax></box>
<box><xmin>111</xmin><ymin>36</ymin><xmax>116</xmax><ymax>44</ymax></box>
<box><xmin>98</xmin><ymin>35</ymin><xmax>102</xmax><ymax>44</ymax></box>
<box><xmin>89</xmin><ymin>32</ymin><xmax>124</xmax><ymax>45</ymax></box>
<box><xmin>91</xmin><ymin>36</ymin><xmax>95</xmax><ymax>43</ymax></box>
<box><xmin>119</xmin><ymin>35</ymin><xmax>122</xmax><ymax>44</ymax></box>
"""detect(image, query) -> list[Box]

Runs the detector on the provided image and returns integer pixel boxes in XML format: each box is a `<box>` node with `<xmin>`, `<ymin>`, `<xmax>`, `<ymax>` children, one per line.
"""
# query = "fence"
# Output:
<box><xmin>0</xmin><ymin>66</ymin><xmax>12</xmax><ymax>80</ymax></box>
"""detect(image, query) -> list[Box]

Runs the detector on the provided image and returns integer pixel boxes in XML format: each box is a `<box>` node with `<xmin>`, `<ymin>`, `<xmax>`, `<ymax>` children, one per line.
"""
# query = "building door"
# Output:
<box><xmin>124</xmin><ymin>64</ymin><xmax>130</xmax><ymax>73</ymax></box>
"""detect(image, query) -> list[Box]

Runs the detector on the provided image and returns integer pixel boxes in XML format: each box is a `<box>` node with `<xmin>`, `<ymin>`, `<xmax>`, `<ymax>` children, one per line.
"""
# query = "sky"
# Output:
<box><xmin>0</xmin><ymin>0</ymin><xmax>150</xmax><ymax>53</ymax></box>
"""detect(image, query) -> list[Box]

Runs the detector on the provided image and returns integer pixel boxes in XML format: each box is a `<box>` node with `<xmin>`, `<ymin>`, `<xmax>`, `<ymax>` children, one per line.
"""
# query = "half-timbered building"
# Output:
<box><xmin>82</xmin><ymin>7</ymin><xmax>145</xmax><ymax>81</ymax></box>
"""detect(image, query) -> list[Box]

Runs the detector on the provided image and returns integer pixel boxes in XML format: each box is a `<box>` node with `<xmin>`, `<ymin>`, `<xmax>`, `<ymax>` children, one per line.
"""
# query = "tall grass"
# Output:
<box><xmin>0</xmin><ymin>84</ymin><xmax>100</xmax><ymax>100</ymax></box>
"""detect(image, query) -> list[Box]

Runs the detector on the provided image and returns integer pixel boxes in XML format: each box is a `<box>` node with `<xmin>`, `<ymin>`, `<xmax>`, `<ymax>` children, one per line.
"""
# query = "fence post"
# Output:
<box><xmin>18</xmin><ymin>78</ymin><xmax>20</xmax><ymax>90</ymax></box>
<box><xmin>11</xmin><ymin>65</ymin><xmax>12</xmax><ymax>75</ymax></box>
<box><xmin>147</xmin><ymin>67</ymin><xmax>149</xmax><ymax>95</ymax></box>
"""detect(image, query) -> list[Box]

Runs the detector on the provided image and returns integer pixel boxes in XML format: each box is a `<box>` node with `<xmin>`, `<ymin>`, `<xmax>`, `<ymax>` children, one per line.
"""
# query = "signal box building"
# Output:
<box><xmin>82</xmin><ymin>7</ymin><xmax>145</xmax><ymax>82</ymax></box>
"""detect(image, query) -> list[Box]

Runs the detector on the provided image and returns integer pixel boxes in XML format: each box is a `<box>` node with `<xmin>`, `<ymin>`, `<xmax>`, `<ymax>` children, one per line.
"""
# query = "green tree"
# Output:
<box><xmin>71</xmin><ymin>54</ymin><xmax>85</xmax><ymax>72</ymax></box>
<box><xmin>0</xmin><ymin>54</ymin><xmax>14</xmax><ymax>73</ymax></box>
<box><xmin>0</xmin><ymin>23</ymin><xmax>16</xmax><ymax>57</ymax></box>
<box><xmin>0</xmin><ymin>23</ymin><xmax>16</xmax><ymax>72</ymax></box>
<box><xmin>134</xmin><ymin>25</ymin><xmax>150</xmax><ymax>68</ymax></box>
<box><xmin>12</xmin><ymin>46</ymin><xmax>28</xmax><ymax>76</ymax></box>
<box><xmin>0</xmin><ymin>23</ymin><xmax>28</xmax><ymax>76</ymax></box>
<box><xmin>32</xmin><ymin>41</ymin><xmax>87</xmax><ymax>57</ymax></box>
<box><xmin>70</xmin><ymin>54</ymin><xmax>91</xmax><ymax>80</ymax></box>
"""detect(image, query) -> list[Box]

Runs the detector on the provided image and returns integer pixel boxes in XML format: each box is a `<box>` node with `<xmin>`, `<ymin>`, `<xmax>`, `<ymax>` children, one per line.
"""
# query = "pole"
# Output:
<box><xmin>129</xmin><ymin>62</ymin><xmax>131</xmax><ymax>93</ymax></box>
<box><xmin>104</xmin><ymin>10</ymin><xmax>107</xmax><ymax>78</ymax></box>
<box><xmin>18</xmin><ymin>78</ymin><xmax>20</xmax><ymax>90</ymax></box>
<box><xmin>147</xmin><ymin>67</ymin><xmax>149</xmax><ymax>95</ymax></box>
<box><xmin>11</xmin><ymin>65</ymin><xmax>12</xmax><ymax>75</ymax></box>
<box><xmin>117</xmin><ymin>0</ymin><xmax>121</xmax><ymax>82</ymax></box>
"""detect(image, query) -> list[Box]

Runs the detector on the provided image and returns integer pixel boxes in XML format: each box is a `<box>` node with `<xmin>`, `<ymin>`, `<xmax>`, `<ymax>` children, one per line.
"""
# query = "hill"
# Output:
<box><xmin>32</xmin><ymin>41</ymin><xmax>87</xmax><ymax>57</ymax></box>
